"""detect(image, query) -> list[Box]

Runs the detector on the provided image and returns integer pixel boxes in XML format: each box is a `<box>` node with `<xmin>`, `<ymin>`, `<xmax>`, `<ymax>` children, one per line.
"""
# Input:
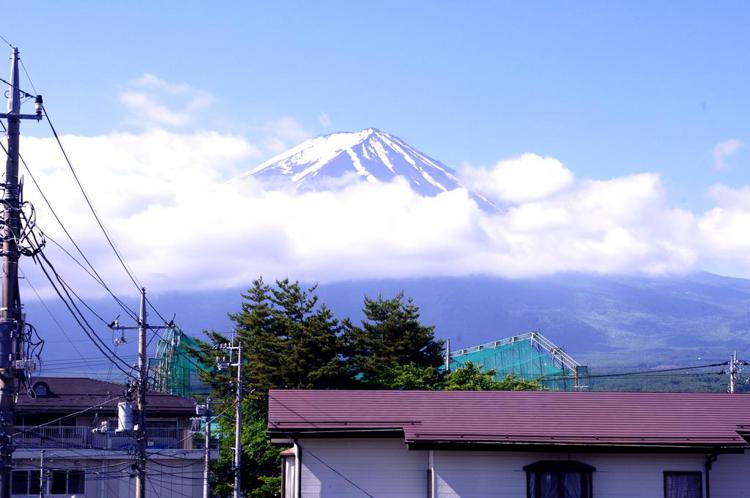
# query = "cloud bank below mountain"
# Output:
<box><xmin>11</xmin><ymin>127</ymin><xmax>750</xmax><ymax>297</ymax></box>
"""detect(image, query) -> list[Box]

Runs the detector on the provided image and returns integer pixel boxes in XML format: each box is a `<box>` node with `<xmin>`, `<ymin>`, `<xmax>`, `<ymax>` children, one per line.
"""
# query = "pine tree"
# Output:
<box><xmin>343</xmin><ymin>293</ymin><xmax>444</xmax><ymax>385</ymax></box>
<box><xmin>194</xmin><ymin>278</ymin><xmax>348</xmax><ymax>498</ymax></box>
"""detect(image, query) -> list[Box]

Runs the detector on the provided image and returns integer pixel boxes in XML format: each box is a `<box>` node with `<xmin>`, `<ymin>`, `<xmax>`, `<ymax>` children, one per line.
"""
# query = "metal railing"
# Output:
<box><xmin>451</xmin><ymin>331</ymin><xmax>582</xmax><ymax>372</ymax></box>
<box><xmin>13</xmin><ymin>426</ymin><xmax>193</xmax><ymax>450</ymax></box>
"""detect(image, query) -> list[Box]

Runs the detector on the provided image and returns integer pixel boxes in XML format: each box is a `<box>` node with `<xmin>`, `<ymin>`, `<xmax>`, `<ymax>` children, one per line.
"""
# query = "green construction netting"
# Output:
<box><xmin>450</xmin><ymin>339</ymin><xmax>572</xmax><ymax>391</ymax></box>
<box><xmin>153</xmin><ymin>328</ymin><xmax>211</xmax><ymax>398</ymax></box>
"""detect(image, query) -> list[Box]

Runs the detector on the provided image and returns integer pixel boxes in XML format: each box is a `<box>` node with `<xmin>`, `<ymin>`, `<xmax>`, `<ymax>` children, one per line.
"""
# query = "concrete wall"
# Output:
<box><xmin>297</xmin><ymin>438</ymin><xmax>721</xmax><ymax>498</ymax></box>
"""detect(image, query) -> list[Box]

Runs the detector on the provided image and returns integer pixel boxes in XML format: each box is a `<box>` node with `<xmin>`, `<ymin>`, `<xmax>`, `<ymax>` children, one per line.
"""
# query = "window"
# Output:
<box><xmin>49</xmin><ymin>470</ymin><xmax>85</xmax><ymax>495</ymax></box>
<box><xmin>11</xmin><ymin>470</ymin><xmax>40</xmax><ymax>495</ymax></box>
<box><xmin>524</xmin><ymin>461</ymin><xmax>595</xmax><ymax>498</ymax></box>
<box><xmin>664</xmin><ymin>472</ymin><xmax>702</xmax><ymax>498</ymax></box>
<box><xmin>31</xmin><ymin>381</ymin><xmax>50</xmax><ymax>397</ymax></box>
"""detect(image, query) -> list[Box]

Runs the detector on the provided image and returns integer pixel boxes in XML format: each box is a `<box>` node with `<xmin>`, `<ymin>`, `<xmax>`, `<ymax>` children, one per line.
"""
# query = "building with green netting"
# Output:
<box><xmin>448</xmin><ymin>331</ymin><xmax>586</xmax><ymax>391</ymax></box>
<box><xmin>153</xmin><ymin>328</ymin><xmax>585</xmax><ymax>396</ymax></box>
<box><xmin>152</xmin><ymin>327</ymin><xmax>211</xmax><ymax>398</ymax></box>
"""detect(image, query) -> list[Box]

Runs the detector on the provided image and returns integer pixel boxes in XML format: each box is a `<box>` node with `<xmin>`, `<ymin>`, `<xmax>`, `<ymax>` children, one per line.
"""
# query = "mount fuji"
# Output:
<box><xmin>236</xmin><ymin>128</ymin><xmax>489</xmax><ymax>203</ymax></box>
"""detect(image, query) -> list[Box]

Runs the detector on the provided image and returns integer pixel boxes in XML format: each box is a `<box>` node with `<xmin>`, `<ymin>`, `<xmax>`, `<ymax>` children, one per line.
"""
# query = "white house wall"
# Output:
<box><xmin>710</xmin><ymin>452</ymin><xmax>750</xmax><ymax>498</ymax></box>
<box><xmin>299</xmin><ymin>438</ymin><xmax>428</xmax><ymax>497</ymax></box>
<box><xmin>434</xmin><ymin>450</ymin><xmax>704</xmax><ymax>498</ymax></box>
<box><xmin>298</xmin><ymin>438</ymin><xmax>718</xmax><ymax>498</ymax></box>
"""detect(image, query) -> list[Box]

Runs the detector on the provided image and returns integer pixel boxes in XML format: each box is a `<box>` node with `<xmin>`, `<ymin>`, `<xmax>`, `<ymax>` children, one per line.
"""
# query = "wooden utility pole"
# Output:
<box><xmin>0</xmin><ymin>46</ymin><xmax>41</xmax><ymax>498</ymax></box>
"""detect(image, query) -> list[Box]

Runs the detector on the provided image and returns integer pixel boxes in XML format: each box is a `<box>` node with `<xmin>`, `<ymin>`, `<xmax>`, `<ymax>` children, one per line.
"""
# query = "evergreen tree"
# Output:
<box><xmin>343</xmin><ymin>293</ymin><xmax>444</xmax><ymax>385</ymax></box>
<box><xmin>443</xmin><ymin>362</ymin><xmax>542</xmax><ymax>391</ymax></box>
<box><xmin>194</xmin><ymin>278</ymin><xmax>348</xmax><ymax>498</ymax></box>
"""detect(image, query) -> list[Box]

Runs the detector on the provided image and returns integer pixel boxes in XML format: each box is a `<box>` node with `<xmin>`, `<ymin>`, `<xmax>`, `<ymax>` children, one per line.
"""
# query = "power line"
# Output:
<box><xmin>41</xmin><ymin>230</ymin><xmax>137</xmax><ymax>320</ymax></box>
<box><xmin>18</xmin><ymin>57</ymin><xmax>37</xmax><ymax>96</ymax></box>
<box><xmin>538</xmin><ymin>362</ymin><xmax>728</xmax><ymax>383</ymax></box>
<box><xmin>42</xmin><ymin>106</ymin><xmax>143</xmax><ymax>292</ymax></box>
<box><xmin>12</xmin><ymin>396</ymin><xmax>122</xmax><ymax>436</ymax></box>
<box><xmin>297</xmin><ymin>440</ymin><xmax>376</xmax><ymax>498</ymax></box>
<box><xmin>0</xmin><ymin>119</ymin><xmax>138</xmax><ymax>321</ymax></box>
<box><xmin>32</xmin><ymin>247</ymin><xmax>135</xmax><ymax>378</ymax></box>
<box><xmin>19</xmin><ymin>268</ymin><xmax>92</xmax><ymax>370</ymax></box>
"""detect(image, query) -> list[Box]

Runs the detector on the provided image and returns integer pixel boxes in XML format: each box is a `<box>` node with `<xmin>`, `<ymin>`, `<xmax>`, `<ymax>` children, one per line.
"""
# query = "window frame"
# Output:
<box><xmin>524</xmin><ymin>460</ymin><xmax>595</xmax><ymax>498</ymax></box>
<box><xmin>663</xmin><ymin>471</ymin><xmax>703</xmax><ymax>498</ymax></box>
<box><xmin>48</xmin><ymin>469</ymin><xmax>86</xmax><ymax>495</ymax></box>
<box><xmin>11</xmin><ymin>469</ymin><xmax>41</xmax><ymax>495</ymax></box>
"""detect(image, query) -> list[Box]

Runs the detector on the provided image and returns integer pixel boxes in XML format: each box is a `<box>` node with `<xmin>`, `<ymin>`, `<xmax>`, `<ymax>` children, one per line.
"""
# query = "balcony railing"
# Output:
<box><xmin>13</xmin><ymin>426</ymin><xmax>195</xmax><ymax>450</ymax></box>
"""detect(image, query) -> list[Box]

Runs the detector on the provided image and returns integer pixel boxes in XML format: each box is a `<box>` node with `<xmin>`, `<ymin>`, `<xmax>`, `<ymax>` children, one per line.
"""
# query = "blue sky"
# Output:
<box><xmin>4</xmin><ymin>1</ymin><xmax>749</xmax><ymax>212</ymax></box>
<box><xmin>0</xmin><ymin>1</ymin><xmax>749</xmax><ymax>290</ymax></box>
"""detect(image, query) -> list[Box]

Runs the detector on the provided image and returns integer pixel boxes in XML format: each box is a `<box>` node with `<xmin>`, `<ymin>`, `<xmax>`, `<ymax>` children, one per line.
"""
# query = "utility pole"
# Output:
<box><xmin>38</xmin><ymin>450</ymin><xmax>44</xmax><ymax>498</ymax></box>
<box><xmin>198</xmin><ymin>398</ymin><xmax>212</xmax><ymax>498</ymax></box>
<box><xmin>217</xmin><ymin>342</ymin><xmax>242</xmax><ymax>498</ymax></box>
<box><xmin>0</xmin><ymin>47</ymin><xmax>41</xmax><ymax>498</ymax></box>
<box><xmin>233</xmin><ymin>343</ymin><xmax>243</xmax><ymax>498</ymax></box>
<box><xmin>729</xmin><ymin>351</ymin><xmax>739</xmax><ymax>394</ymax></box>
<box><xmin>109</xmin><ymin>288</ymin><xmax>173</xmax><ymax>498</ymax></box>
<box><xmin>136</xmin><ymin>288</ymin><xmax>147</xmax><ymax>498</ymax></box>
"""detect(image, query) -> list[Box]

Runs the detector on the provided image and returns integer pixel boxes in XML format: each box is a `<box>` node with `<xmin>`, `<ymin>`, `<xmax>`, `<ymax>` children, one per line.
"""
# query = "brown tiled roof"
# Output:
<box><xmin>268</xmin><ymin>389</ymin><xmax>750</xmax><ymax>448</ymax></box>
<box><xmin>17</xmin><ymin>377</ymin><xmax>195</xmax><ymax>415</ymax></box>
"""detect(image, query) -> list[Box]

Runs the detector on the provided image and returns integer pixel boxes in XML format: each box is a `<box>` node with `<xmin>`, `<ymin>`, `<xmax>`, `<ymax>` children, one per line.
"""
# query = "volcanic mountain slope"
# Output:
<box><xmin>237</xmin><ymin>128</ymin><xmax>469</xmax><ymax>197</ymax></box>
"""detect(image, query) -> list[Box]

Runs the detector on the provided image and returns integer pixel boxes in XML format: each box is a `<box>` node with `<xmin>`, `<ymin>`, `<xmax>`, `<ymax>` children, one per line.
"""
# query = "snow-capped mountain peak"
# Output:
<box><xmin>241</xmin><ymin>128</ymin><xmax>464</xmax><ymax>196</ymax></box>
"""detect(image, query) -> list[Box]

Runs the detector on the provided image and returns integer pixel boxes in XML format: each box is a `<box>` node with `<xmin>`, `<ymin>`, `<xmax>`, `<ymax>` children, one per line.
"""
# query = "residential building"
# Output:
<box><xmin>12</xmin><ymin>377</ymin><xmax>205</xmax><ymax>498</ymax></box>
<box><xmin>269</xmin><ymin>389</ymin><xmax>750</xmax><ymax>498</ymax></box>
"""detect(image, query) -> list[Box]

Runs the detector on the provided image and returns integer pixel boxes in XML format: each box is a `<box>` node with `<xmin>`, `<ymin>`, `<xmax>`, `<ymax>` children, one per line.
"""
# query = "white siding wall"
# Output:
<box><xmin>299</xmin><ymin>438</ymin><xmax>428</xmax><ymax>497</ymax></box>
<box><xmin>435</xmin><ymin>451</ymin><xmax>704</xmax><ymax>498</ymax></box>
<box><xmin>298</xmin><ymin>438</ymin><xmax>714</xmax><ymax>498</ymax></box>
<box><xmin>710</xmin><ymin>452</ymin><xmax>750</xmax><ymax>498</ymax></box>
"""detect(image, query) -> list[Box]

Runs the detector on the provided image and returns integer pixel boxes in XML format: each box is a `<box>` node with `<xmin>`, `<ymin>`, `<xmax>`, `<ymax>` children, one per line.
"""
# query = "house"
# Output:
<box><xmin>12</xmin><ymin>377</ymin><xmax>206</xmax><ymax>498</ymax></box>
<box><xmin>268</xmin><ymin>389</ymin><xmax>750</xmax><ymax>498</ymax></box>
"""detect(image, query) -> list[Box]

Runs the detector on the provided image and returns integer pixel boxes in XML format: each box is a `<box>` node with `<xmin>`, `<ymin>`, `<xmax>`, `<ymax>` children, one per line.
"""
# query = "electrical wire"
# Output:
<box><xmin>18</xmin><ymin>57</ymin><xmax>37</xmax><ymax>95</ymax></box>
<box><xmin>297</xmin><ymin>440</ymin><xmax>376</xmax><ymax>498</ymax></box>
<box><xmin>31</xmin><ymin>247</ymin><xmax>136</xmax><ymax>378</ymax></box>
<box><xmin>12</xmin><ymin>396</ymin><xmax>122</xmax><ymax>436</ymax></box>
<box><xmin>41</xmin><ymin>229</ymin><xmax>136</xmax><ymax>320</ymax></box>
<box><xmin>0</xmin><ymin>33</ymin><xmax>13</xmax><ymax>48</ymax></box>
<box><xmin>42</xmin><ymin>106</ymin><xmax>143</xmax><ymax>292</ymax></box>
<box><xmin>537</xmin><ymin>361</ymin><xmax>728</xmax><ymax>383</ymax></box>
<box><xmin>0</xmin><ymin>119</ymin><xmax>138</xmax><ymax>321</ymax></box>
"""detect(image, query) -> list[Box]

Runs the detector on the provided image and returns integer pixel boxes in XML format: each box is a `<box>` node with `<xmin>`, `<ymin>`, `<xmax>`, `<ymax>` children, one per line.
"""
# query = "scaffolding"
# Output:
<box><xmin>449</xmin><ymin>331</ymin><xmax>586</xmax><ymax>391</ymax></box>
<box><xmin>152</xmin><ymin>327</ymin><xmax>210</xmax><ymax>397</ymax></box>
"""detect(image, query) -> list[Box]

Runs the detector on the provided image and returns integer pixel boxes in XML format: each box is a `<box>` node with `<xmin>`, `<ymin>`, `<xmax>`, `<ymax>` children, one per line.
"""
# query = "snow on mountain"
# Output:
<box><xmin>237</xmin><ymin>128</ymin><xmax>471</xmax><ymax>198</ymax></box>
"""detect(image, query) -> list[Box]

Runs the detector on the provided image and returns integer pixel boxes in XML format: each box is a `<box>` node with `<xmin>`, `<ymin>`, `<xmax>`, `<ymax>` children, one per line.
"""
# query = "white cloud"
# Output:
<box><xmin>318</xmin><ymin>112</ymin><xmax>332</xmax><ymax>128</ymax></box>
<box><xmin>713</xmin><ymin>138</ymin><xmax>742</xmax><ymax>170</ymax></box>
<box><xmin>10</xmin><ymin>127</ymin><xmax>750</xmax><ymax>298</ymax></box>
<box><xmin>699</xmin><ymin>185</ymin><xmax>750</xmax><ymax>270</ymax></box>
<box><xmin>460</xmin><ymin>153</ymin><xmax>575</xmax><ymax>204</ymax></box>
<box><xmin>119</xmin><ymin>74</ymin><xmax>214</xmax><ymax>128</ymax></box>
<box><xmin>259</xmin><ymin>116</ymin><xmax>312</xmax><ymax>154</ymax></box>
